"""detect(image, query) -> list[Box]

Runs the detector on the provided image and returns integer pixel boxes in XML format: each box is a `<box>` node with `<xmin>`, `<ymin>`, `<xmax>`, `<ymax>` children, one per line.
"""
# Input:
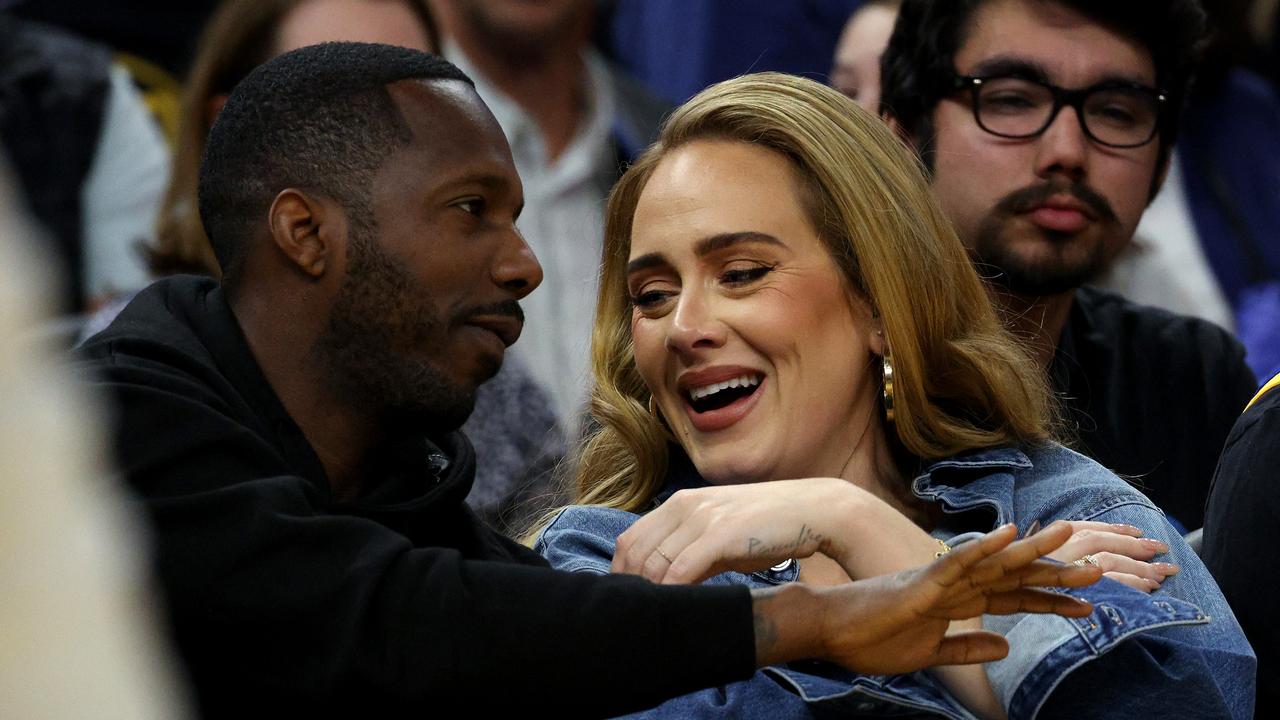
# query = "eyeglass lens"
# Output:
<box><xmin>974</xmin><ymin>77</ymin><xmax>1160</xmax><ymax>147</ymax></box>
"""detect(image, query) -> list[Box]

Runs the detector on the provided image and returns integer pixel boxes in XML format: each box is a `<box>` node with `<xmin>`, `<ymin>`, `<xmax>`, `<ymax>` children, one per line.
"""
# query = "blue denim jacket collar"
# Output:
<box><xmin>911</xmin><ymin>446</ymin><xmax>1032</xmax><ymax>530</ymax></box>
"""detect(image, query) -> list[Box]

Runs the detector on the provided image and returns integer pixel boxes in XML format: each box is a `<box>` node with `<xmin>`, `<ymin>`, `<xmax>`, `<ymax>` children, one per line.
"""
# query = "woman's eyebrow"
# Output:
<box><xmin>626</xmin><ymin>232</ymin><xmax>783</xmax><ymax>276</ymax></box>
<box><xmin>626</xmin><ymin>253</ymin><xmax>669</xmax><ymax>276</ymax></box>
<box><xmin>694</xmin><ymin>231</ymin><xmax>784</xmax><ymax>255</ymax></box>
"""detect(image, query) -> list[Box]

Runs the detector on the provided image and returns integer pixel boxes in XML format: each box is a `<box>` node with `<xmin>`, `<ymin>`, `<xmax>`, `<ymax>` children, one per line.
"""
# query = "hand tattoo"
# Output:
<box><xmin>746</xmin><ymin>524</ymin><xmax>827</xmax><ymax>559</ymax></box>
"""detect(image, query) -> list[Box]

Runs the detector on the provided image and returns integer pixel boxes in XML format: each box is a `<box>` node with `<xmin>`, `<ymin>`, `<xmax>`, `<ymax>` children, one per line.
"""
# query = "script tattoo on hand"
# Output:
<box><xmin>746</xmin><ymin>524</ymin><xmax>827</xmax><ymax>559</ymax></box>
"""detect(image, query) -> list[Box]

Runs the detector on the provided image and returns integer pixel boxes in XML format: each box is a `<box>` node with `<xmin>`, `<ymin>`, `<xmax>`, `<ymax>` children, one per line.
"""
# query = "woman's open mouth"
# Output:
<box><xmin>681</xmin><ymin>372</ymin><xmax>764</xmax><ymax>432</ymax></box>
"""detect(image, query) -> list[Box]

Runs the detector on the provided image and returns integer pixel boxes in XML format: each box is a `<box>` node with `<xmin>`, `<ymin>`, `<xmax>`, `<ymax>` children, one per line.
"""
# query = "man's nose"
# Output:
<box><xmin>666</xmin><ymin>288</ymin><xmax>727</xmax><ymax>357</ymax></box>
<box><xmin>1033</xmin><ymin>105</ymin><xmax>1091</xmax><ymax>183</ymax></box>
<box><xmin>492</xmin><ymin>226</ymin><xmax>543</xmax><ymax>300</ymax></box>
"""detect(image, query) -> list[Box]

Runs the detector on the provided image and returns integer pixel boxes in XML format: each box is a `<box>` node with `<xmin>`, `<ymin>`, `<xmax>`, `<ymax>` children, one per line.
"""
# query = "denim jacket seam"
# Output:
<box><xmin>1011</xmin><ymin>614</ymin><xmax>1211</xmax><ymax>719</ymax></box>
<box><xmin>762</xmin><ymin>668</ymin><xmax>974</xmax><ymax>719</ymax></box>
<box><xmin>1030</xmin><ymin>493</ymin><xmax>1161</xmax><ymax>525</ymax></box>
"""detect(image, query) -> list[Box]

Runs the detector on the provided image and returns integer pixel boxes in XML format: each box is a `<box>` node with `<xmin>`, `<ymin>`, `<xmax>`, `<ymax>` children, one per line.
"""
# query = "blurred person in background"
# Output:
<box><xmin>0</xmin><ymin>13</ymin><xmax>168</xmax><ymax>314</ymax></box>
<box><xmin>605</xmin><ymin>0</ymin><xmax>863</xmax><ymax>104</ymax></box>
<box><xmin>96</xmin><ymin>0</ymin><xmax>562</xmax><ymax>535</ymax></box>
<box><xmin>431</xmin><ymin>0</ymin><xmax>670</xmax><ymax>429</ymax></box>
<box><xmin>1091</xmin><ymin>0</ymin><xmax>1280</xmax><ymax>381</ymax></box>
<box><xmin>0</xmin><ymin>159</ymin><xmax>188</xmax><ymax>719</ymax></box>
<box><xmin>879</xmin><ymin>0</ymin><xmax>1257</xmax><ymax>536</ymax></box>
<box><xmin>830</xmin><ymin>0</ymin><xmax>899</xmax><ymax>111</ymax></box>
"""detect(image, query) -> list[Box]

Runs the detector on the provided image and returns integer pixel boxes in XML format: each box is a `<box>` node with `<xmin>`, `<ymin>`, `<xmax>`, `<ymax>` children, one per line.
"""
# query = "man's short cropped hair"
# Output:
<box><xmin>879</xmin><ymin>0</ymin><xmax>1208</xmax><ymax>180</ymax></box>
<box><xmin>197</xmin><ymin>42</ymin><xmax>472</xmax><ymax>288</ymax></box>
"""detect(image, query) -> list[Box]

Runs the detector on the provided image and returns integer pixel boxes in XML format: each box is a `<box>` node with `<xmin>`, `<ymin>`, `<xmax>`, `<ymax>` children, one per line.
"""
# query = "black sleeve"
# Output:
<box><xmin>1203</xmin><ymin>396</ymin><xmax>1280</xmax><ymax>718</ymax></box>
<box><xmin>92</xmin><ymin>352</ymin><xmax>755</xmax><ymax>717</ymax></box>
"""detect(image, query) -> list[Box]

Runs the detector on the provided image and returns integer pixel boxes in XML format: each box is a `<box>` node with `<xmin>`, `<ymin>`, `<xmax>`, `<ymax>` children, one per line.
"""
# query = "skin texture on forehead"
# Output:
<box><xmin>955</xmin><ymin>0</ymin><xmax>1155</xmax><ymax>85</ymax></box>
<box><xmin>275</xmin><ymin>0</ymin><xmax>434</xmax><ymax>55</ymax></box>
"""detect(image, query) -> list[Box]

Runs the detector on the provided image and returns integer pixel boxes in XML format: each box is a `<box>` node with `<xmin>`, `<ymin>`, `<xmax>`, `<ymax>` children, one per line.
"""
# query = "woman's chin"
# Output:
<box><xmin>689</xmin><ymin>453</ymin><xmax>774</xmax><ymax>485</ymax></box>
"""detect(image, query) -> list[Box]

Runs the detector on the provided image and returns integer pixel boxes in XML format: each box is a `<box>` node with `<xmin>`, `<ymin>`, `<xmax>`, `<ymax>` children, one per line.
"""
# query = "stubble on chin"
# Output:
<box><xmin>313</xmin><ymin>236</ymin><xmax>477</xmax><ymax>436</ymax></box>
<box><xmin>969</xmin><ymin>183</ymin><xmax>1121</xmax><ymax>297</ymax></box>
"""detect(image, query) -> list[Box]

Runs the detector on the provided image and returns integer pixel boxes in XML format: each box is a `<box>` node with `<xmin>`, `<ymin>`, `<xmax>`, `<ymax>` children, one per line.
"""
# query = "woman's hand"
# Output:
<box><xmin>611</xmin><ymin>477</ymin><xmax>855</xmax><ymax>583</ymax></box>
<box><xmin>611</xmin><ymin>477</ymin><xmax>942</xmax><ymax>584</ymax></box>
<box><xmin>1036</xmin><ymin>520</ymin><xmax>1180</xmax><ymax>592</ymax></box>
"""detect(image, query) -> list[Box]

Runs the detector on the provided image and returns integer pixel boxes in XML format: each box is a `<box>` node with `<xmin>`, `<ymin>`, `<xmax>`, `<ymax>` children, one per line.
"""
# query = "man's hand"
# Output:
<box><xmin>751</xmin><ymin>522</ymin><xmax>1101</xmax><ymax>673</ymax></box>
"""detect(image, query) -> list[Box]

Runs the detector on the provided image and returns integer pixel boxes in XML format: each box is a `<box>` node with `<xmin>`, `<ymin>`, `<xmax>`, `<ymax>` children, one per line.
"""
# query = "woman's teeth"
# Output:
<box><xmin>688</xmin><ymin>374</ymin><xmax>761</xmax><ymax>401</ymax></box>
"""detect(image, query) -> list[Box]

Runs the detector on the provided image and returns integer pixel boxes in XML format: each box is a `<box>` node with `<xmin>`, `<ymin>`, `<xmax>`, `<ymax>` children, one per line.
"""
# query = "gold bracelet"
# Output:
<box><xmin>934</xmin><ymin>539</ymin><xmax>951</xmax><ymax>558</ymax></box>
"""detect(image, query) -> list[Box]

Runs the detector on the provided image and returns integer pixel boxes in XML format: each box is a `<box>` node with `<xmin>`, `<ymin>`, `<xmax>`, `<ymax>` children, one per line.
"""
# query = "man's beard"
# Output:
<box><xmin>970</xmin><ymin>180</ymin><xmax>1123</xmax><ymax>297</ymax></box>
<box><xmin>313</xmin><ymin>222</ymin><xmax>477</xmax><ymax>437</ymax></box>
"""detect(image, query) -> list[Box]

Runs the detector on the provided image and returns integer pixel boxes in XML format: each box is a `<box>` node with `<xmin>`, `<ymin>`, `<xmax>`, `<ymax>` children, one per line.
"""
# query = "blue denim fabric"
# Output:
<box><xmin>535</xmin><ymin>443</ymin><xmax>1256</xmax><ymax>719</ymax></box>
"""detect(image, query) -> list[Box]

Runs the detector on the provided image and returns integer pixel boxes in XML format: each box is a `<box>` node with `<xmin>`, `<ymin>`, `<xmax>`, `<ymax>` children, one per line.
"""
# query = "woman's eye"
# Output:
<box><xmin>629</xmin><ymin>289</ymin><xmax>672</xmax><ymax>309</ymax></box>
<box><xmin>722</xmin><ymin>265</ymin><xmax>773</xmax><ymax>286</ymax></box>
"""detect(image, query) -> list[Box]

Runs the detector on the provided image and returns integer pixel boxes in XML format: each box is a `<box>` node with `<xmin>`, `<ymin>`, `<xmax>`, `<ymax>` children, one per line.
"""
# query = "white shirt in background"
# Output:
<box><xmin>1093</xmin><ymin>153</ymin><xmax>1236</xmax><ymax>331</ymax></box>
<box><xmin>446</xmin><ymin>43</ymin><xmax>619</xmax><ymax>428</ymax></box>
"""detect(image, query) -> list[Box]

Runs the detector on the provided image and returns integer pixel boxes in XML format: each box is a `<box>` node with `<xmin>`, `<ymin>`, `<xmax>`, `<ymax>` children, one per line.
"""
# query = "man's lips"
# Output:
<box><xmin>464</xmin><ymin>315</ymin><xmax>523</xmax><ymax>347</ymax></box>
<box><xmin>1025</xmin><ymin>196</ymin><xmax>1095</xmax><ymax>234</ymax></box>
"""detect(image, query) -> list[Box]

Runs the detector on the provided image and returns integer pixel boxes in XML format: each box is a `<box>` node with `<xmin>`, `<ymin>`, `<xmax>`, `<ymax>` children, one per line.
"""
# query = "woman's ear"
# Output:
<box><xmin>869</xmin><ymin>321</ymin><xmax>887</xmax><ymax>356</ymax></box>
<box><xmin>267</xmin><ymin>188</ymin><xmax>335</xmax><ymax>279</ymax></box>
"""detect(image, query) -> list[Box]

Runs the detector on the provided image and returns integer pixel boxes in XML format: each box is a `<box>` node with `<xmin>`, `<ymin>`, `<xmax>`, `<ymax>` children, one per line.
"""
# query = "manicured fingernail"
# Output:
<box><xmin>1139</xmin><ymin>538</ymin><xmax>1169</xmax><ymax>553</ymax></box>
<box><xmin>1026</xmin><ymin>520</ymin><xmax>1041</xmax><ymax>536</ymax></box>
<box><xmin>1154</xmin><ymin>563</ymin><xmax>1180</xmax><ymax>575</ymax></box>
<box><xmin>1112</xmin><ymin>524</ymin><xmax>1141</xmax><ymax>534</ymax></box>
<box><xmin>1147</xmin><ymin>578</ymin><xmax>1161</xmax><ymax>590</ymax></box>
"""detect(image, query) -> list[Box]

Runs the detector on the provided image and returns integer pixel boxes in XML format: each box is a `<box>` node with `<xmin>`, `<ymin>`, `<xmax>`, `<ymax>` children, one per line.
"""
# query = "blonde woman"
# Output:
<box><xmin>534</xmin><ymin>74</ymin><xmax>1254</xmax><ymax>719</ymax></box>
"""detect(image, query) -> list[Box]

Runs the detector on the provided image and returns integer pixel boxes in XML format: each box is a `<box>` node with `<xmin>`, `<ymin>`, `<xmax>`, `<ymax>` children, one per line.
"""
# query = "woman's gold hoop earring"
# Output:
<box><xmin>648</xmin><ymin>395</ymin><xmax>666</xmax><ymax>426</ymax></box>
<box><xmin>881</xmin><ymin>349</ymin><xmax>896</xmax><ymax>424</ymax></box>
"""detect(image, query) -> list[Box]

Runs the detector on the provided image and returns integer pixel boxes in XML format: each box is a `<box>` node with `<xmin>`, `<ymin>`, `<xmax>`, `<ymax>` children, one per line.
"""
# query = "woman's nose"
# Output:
<box><xmin>665</xmin><ymin>290</ymin><xmax>727</xmax><ymax>356</ymax></box>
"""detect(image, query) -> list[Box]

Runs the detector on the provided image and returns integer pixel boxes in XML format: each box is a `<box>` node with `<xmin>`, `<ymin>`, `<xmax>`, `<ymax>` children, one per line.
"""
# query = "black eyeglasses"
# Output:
<box><xmin>951</xmin><ymin>74</ymin><xmax>1167</xmax><ymax>149</ymax></box>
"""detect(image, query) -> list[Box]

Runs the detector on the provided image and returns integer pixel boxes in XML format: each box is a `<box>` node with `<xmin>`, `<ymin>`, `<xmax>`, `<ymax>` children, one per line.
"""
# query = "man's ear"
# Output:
<box><xmin>268</xmin><ymin>188</ymin><xmax>335</xmax><ymax>278</ymax></box>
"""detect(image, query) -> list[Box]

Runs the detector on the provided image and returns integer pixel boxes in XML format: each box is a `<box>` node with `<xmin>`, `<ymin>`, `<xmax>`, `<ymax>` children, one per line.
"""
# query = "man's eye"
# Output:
<box><xmin>983</xmin><ymin>92</ymin><xmax>1039</xmax><ymax>113</ymax></box>
<box><xmin>453</xmin><ymin>197</ymin><xmax>485</xmax><ymax>215</ymax></box>
<box><xmin>722</xmin><ymin>265</ymin><xmax>773</xmax><ymax>286</ymax></box>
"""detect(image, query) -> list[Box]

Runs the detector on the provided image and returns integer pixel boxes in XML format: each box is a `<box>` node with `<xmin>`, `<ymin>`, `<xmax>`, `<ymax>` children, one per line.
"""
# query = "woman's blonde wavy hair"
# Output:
<box><xmin>558</xmin><ymin>72</ymin><xmax>1054</xmax><ymax>522</ymax></box>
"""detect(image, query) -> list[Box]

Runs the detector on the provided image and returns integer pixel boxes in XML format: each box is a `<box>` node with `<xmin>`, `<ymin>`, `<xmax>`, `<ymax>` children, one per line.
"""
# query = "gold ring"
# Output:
<box><xmin>1073</xmin><ymin>554</ymin><xmax>1100</xmax><ymax>568</ymax></box>
<box><xmin>655</xmin><ymin>547</ymin><xmax>675</xmax><ymax>563</ymax></box>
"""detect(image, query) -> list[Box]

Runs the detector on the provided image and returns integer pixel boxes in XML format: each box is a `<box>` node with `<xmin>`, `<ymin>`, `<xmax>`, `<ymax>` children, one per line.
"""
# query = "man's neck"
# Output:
<box><xmin>992</xmin><ymin>289</ymin><xmax>1077</xmax><ymax>370</ymax></box>
<box><xmin>231</xmin><ymin>293</ymin><xmax>377</xmax><ymax>503</ymax></box>
<box><xmin>450</xmin><ymin>30</ymin><xmax>587</xmax><ymax>162</ymax></box>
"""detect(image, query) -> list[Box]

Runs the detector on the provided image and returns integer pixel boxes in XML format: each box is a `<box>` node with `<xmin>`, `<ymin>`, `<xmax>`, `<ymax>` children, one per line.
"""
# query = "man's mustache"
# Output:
<box><xmin>456</xmin><ymin>300</ymin><xmax>525</xmax><ymax>326</ymax></box>
<box><xmin>995</xmin><ymin>180</ymin><xmax>1119</xmax><ymax>225</ymax></box>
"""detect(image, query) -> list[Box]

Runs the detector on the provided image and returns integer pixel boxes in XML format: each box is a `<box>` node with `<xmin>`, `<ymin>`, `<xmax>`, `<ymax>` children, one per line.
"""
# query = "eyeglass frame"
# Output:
<box><xmin>950</xmin><ymin>73</ymin><xmax>1169</xmax><ymax>149</ymax></box>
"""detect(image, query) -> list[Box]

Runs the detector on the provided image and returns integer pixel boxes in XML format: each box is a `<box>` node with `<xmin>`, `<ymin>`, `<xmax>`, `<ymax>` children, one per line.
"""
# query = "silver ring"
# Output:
<box><xmin>655</xmin><ymin>547</ymin><xmax>674</xmax><ymax>563</ymax></box>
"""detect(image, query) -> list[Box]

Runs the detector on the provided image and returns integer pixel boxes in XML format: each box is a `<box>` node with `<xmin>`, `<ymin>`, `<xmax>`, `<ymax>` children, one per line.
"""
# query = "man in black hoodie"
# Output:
<box><xmin>78</xmin><ymin>42</ymin><xmax>1096</xmax><ymax>717</ymax></box>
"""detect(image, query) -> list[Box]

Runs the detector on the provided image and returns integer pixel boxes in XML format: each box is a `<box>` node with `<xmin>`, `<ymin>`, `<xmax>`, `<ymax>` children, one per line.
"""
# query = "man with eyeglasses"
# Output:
<box><xmin>880</xmin><ymin>0</ymin><xmax>1258</xmax><ymax>538</ymax></box>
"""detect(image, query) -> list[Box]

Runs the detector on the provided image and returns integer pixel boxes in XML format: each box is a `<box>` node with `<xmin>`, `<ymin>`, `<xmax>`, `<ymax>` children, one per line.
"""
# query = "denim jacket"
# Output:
<box><xmin>535</xmin><ymin>443</ymin><xmax>1256</xmax><ymax>719</ymax></box>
